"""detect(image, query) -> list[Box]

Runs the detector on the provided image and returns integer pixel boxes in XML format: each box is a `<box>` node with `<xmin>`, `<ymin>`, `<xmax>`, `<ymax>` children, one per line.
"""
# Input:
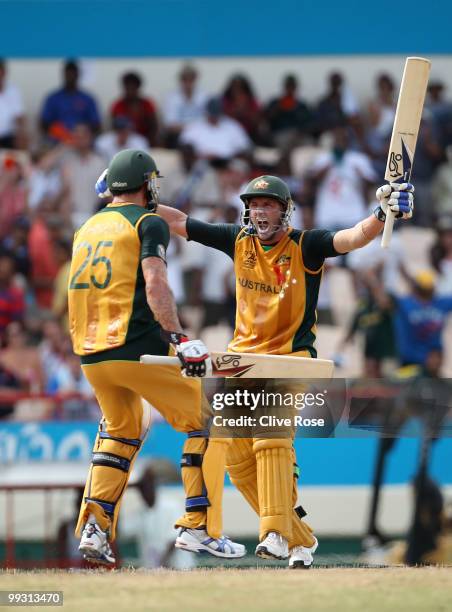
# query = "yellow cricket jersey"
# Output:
<box><xmin>68</xmin><ymin>204</ymin><xmax>169</xmax><ymax>358</ymax></box>
<box><xmin>186</xmin><ymin>219</ymin><xmax>339</xmax><ymax>357</ymax></box>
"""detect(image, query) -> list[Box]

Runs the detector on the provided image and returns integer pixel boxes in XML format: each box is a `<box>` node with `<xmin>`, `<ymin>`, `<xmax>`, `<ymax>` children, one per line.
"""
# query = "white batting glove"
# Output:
<box><xmin>374</xmin><ymin>182</ymin><xmax>414</xmax><ymax>222</ymax></box>
<box><xmin>95</xmin><ymin>168</ymin><xmax>112</xmax><ymax>199</ymax></box>
<box><xmin>176</xmin><ymin>337</ymin><xmax>212</xmax><ymax>377</ymax></box>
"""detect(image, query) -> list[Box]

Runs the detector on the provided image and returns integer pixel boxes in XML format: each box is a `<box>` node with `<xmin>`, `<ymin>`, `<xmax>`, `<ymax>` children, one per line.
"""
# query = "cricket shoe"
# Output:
<box><xmin>289</xmin><ymin>536</ymin><xmax>318</xmax><ymax>569</ymax></box>
<box><xmin>79</xmin><ymin>521</ymin><xmax>115</xmax><ymax>567</ymax></box>
<box><xmin>255</xmin><ymin>531</ymin><xmax>289</xmax><ymax>560</ymax></box>
<box><xmin>175</xmin><ymin>528</ymin><xmax>246</xmax><ymax>558</ymax></box>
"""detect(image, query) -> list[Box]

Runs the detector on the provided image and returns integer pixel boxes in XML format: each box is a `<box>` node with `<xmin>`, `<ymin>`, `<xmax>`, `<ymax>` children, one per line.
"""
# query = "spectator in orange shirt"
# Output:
<box><xmin>28</xmin><ymin>207</ymin><xmax>60</xmax><ymax>310</ymax></box>
<box><xmin>111</xmin><ymin>72</ymin><xmax>159</xmax><ymax>146</ymax></box>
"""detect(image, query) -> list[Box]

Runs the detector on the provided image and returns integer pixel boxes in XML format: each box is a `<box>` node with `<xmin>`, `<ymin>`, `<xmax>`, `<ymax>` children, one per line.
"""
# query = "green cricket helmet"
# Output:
<box><xmin>239</xmin><ymin>175</ymin><xmax>294</xmax><ymax>231</ymax></box>
<box><xmin>107</xmin><ymin>149</ymin><xmax>161</xmax><ymax>211</ymax></box>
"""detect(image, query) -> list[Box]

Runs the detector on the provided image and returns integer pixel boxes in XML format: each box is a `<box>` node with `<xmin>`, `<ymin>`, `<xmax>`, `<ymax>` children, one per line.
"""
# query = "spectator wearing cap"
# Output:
<box><xmin>179</xmin><ymin>97</ymin><xmax>251</xmax><ymax>163</ymax></box>
<box><xmin>95</xmin><ymin>116</ymin><xmax>148</xmax><ymax>163</ymax></box>
<box><xmin>0</xmin><ymin>60</ymin><xmax>27</xmax><ymax>149</ymax></box>
<box><xmin>163</xmin><ymin>64</ymin><xmax>208</xmax><ymax>148</ymax></box>
<box><xmin>111</xmin><ymin>72</ymin><xmax>159</xmax><ymax>146</ymax></box>
<box><xmin>40</xmin><ymin>60</ymin><xmax>101</xmax><ymax>139</ymax></box>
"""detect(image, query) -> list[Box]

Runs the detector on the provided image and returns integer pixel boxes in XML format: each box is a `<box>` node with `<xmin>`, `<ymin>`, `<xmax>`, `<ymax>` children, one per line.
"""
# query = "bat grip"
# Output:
<box><xmin>140</xmin><ymin>355</ymin><xmax>180</xmax><ymax>365</ymax></box>
<box><xmin>381</xmin><ymin>209</ymin><xmax>395</xmax><ymax>248</ymax></box>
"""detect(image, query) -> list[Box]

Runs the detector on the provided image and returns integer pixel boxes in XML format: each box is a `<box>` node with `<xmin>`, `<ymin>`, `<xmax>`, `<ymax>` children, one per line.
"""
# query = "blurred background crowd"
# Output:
<box><xmin>1</xmin><ymin>58</ymin><xmax>452</xmax><ymax>420</ymax></box>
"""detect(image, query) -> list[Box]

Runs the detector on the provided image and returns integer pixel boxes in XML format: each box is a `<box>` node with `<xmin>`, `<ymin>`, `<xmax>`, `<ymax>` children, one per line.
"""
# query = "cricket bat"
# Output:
<box><xmin>381</xmin><ymin>57</ymin><xmax>431</xmax><ymax>248</ymax></box>
<box><xmin>140</xmin><ymin>351</ymin><xmax>334</xmax><ymax>379</ymax></box>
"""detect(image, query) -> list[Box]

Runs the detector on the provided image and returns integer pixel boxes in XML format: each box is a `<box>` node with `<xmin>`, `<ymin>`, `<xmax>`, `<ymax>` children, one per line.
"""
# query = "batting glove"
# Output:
<box><xmin>374</xmin><ymin>182</ymin><xmax>414</xmax><ymax>222</ymax></box>
<box><xmin>161</xmin><ymin>331</ymin><xmax>212</xmax><ymax>377</ymax></box>
<box><xmin>95</xmin><ymin>169</ymin><xmax>112</xmax><ymax>199</ymax></box>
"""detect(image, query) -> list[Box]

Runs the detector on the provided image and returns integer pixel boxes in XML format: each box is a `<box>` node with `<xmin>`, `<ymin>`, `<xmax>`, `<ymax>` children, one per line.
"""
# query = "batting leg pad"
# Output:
<box><xmin>203</xmin><ymin>438</ymin><xmax>232</xmax><ymax>539</ymax></box>
<box><xmin>254</xmin><ymin>438</ymin><xmax>294</xmax><ymax>542</ymax></box>
<box><xmin>176</xmin><ymin>430</ymin><xmax>210</xmax><ymax>532</ymax></box>
<box><xmin>226</xmin><ymin>439</ymin><xmax>259</xmax><ymax>515</ymax></box>
<box><xmin>75</xmin><ymin>419</ymin><xmax>148</xmax><ymax>541</ymax></box>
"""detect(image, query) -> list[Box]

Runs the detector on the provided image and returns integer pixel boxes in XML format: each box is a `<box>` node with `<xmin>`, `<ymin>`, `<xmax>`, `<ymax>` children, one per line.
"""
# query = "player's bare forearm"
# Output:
<box><xmin>142</xmin><ymin>257</ymin><xmax>183</xmax><ymax>332</ymax></box>
<box><xmin>157</xmin><ymin>204</ymin><xmax>188</xmax><ymax>238</ymax></box>
<box><xmin>333</xmin><ymin>215</ymin><xmax>384</xmax><ymax>253</ymax></box>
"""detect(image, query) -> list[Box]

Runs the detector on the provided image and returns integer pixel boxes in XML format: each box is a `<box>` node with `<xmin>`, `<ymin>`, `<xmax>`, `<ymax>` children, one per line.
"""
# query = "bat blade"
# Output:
<box><xmin>381</xmin><ymin>57</ymin><xmax>431</xmax><ymax>248</ymax></box>
<box><xmin>140</xmin><ymin>351</ymin><xmax>335</xmax><ymax>378</ymax></box>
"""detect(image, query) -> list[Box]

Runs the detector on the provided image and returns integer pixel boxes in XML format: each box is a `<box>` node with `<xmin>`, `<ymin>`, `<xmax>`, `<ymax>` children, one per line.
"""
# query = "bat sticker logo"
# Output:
<box><xmin>389</xmin><ymin>152</ymin><xmax>403</xmax><ymax>178</ymax></box>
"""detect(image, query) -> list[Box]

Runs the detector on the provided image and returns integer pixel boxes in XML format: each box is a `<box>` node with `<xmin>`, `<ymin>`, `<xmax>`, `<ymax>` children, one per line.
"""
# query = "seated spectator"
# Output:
<box><xmin>315</xmin><ymin>71</ymin><xmax>360</xmax><ymax>135</ymax></box>
<box><xmin>39</xmin><ymin>318</ymin><xmax>72</xmax><ymax>392</ymax></box>
<box><xmin>111</xmin><ymin>71</ymin><xmax>159</xmax><ymax>146</ymax></box>
<box><xmin>28</xmin><ymin>145</ymin><xmax>67</xmax><ymax>212</ymax></box>
<box><xmin>95</xmin><ymin>115</ymin><xmax>148</xmax><ymax>163</ymax></box>
<box><xmin>28</xmin><ymin>206</ymin><xmax>61</xmax><ymax>310</ymax></box>
<box><xmin>0</xmin><ymin>253</ymin><xmax>25</xmax><ymax>342</ymax></box>
<box><xmin>222</xmin><ymin>73</ymin><xmax>261</xmax><ymax>142</ymax></box>
<box><xmin>431</xmin><ymin>145</ymin><xmax>452</xmax><ymax>218</ymax></box>
<box><xmin>49</xmin><ymin>352</ymin><xmax>98</xmax><ymax>420</ymax></box>
<box><xmin>0</xmin><ymin>321</ymin><xmax>44</xmax><ymax>393</ymax></box>
<box><xmin>265</xmin><ymin>74</ymin><xmax>313</xmax><ymax>150</ymax></box>
<box><xmin>366</xmin><ymin>73</ymin><xmax>396</xmax><ymax>158</ymax></box>
<box><xmin>0</xmin><ymin>154</ymin><xmax>28</xmax><ymax>239</ymax></box>
<box><xmin>180</xmin><ymin>97</ymin><xmax>251</xmax><ymax>163</ymax></box>
<box><xmin>0</xmin><ymin>216</ymin><xmax>30</xmax><ymax>280</ymax></box>
<box><xmin>158</xmin><ymin>143</ymin><xmax>223</xmax><ymax>210</ymax></box>
<box><xmin>426</xmin><ymin>79</ymin><xmax>452</xmax><ymax>150</ymax></box>
<box><xmin>61</xmin><ymin>123</ymin><xmax>106</xmax><ymax>227</ymax></box>
<box><xmin>0</xmin><ymin>59</ymin><xmax>27</xmax><ymax>149</ymax></box>
<box><xmin>310</xmin><ymin>124</ymin><xmax>376</xmax><ymax>230</ymax></box>
<box><xmin>40</xmin><ymin>60</ymin><xmax>101</xmax><ymax>138</ymax></box>
<box><xmin>430</xmin><ymin>215</ymin><xmax>452</xmax><ymax>296</ymax></box>
<box><xmin>163</xmin><ymin>64</ymin><xmax>208</xmax><ymax>148</ymax></box>
<box><xmin>52</xmin><ymin>239</ymin><xmax>72</xmax><ymax>332</ymax></box>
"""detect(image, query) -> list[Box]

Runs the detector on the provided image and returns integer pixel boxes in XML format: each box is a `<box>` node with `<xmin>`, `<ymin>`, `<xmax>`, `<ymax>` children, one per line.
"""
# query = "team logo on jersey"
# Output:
<box><xmin>273</xmin><ymin>254</ymin><xmax>291</xmax><ymax>285</ymax></box>
<box><xmin>253</xmin><ymin>179</ymin><xmax>269</xmax><ymax>189</ymax></box>
<box><xmin>243</xmin><ymin>250</ymin><xmax>257</xmax><ymax>269</ymax></box>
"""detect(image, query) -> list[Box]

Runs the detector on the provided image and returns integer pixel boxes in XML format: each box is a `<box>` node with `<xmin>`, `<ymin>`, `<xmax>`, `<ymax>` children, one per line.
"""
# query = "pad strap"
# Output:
<box><xmin>185</xmin><ymin>495</ymin><xmax>210</xmax><ymax>512</ymax></box>
<box><xmin>99</xmin><ymin>431</ymin><xmax>141</xmax><ymax>447</ymax></box>
<box><xmin>188</xmin><ymin>429</ymin><xmax>209</xmax><ymax>438</ymax></box>
<box><xmin>92</xmin><ymin>452</ymin><xmax>131</xmax><ymax>472</ymax></box>
<box><xmin>181</xmin><ymin>453</ymin><xmax>203</xmax><ymax>468</ymax></box>
<box><xmin>85</xmin><ymin>497</ymin><xmax>116</xmax><ymax>517</ymax></box>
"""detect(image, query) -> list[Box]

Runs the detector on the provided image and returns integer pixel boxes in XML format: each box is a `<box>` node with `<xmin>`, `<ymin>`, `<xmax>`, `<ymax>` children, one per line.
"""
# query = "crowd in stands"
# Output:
<box><xmin>1</xmin><ymin>58</ymin><xmax>452</xmax><ymax>419</ymax></box>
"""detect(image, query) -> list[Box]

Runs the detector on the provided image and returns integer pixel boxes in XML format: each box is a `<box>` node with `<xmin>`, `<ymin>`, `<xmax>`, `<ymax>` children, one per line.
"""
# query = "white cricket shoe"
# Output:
<box><xmin>255</xmin><ymin>531</ymin><xmax>289</xmax><ymax>560</ymax></box>
<box><xmin>289</xmin><ymin>536</ymin><xmax>318</xmax><ymax>569</ymax></box>
<box><xmin>175</xmin><ymin>528</ymin><xmax>246</xmax><ymax>558</ymax></box>
<box><xmin>79</xmin><ymin>521</ymin><xmax>115</xmax><ymax>567</ymax></box>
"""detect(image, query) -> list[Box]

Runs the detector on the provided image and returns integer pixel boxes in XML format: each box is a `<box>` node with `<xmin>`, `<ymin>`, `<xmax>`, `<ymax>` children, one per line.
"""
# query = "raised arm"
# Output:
<box><xmin>157</xmin><ymin>205</ymin><xmax>188</xmax><ymax>238</ymax></box>
<box><xmin>334</xmin><ymin>182</ymin><xmax>414</xmax><ymax>254</ymax></box>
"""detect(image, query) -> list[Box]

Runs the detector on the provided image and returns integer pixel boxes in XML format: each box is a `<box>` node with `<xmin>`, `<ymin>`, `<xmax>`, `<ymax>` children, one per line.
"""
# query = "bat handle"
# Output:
<box><xmin>381</xmin><ymin>209</ymin><xmax>395</xmax><ymax>248</ymax></box>
<box><xmin>140</xmin><ymin>354</ymin><xmax>179</xmax><ymax>365</ymax></box>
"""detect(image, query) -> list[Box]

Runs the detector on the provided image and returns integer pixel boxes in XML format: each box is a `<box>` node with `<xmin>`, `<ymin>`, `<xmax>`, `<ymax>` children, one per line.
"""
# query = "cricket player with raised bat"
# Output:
<box><xmin>156</xmin><ymin>174</ymin><xmax>414</xmax><ymax>568</ymax></box>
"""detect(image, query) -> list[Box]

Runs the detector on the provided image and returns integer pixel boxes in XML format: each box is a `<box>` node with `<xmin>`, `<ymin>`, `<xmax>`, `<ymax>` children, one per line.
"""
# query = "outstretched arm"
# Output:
<box><xmin>157</xmin><ymin>205</ymin><xmax>188</xmax><ymax>238</ymax></box>
<box><xmin>333</xmin><ymin>182</ymin><xmax>414</xmax><ymax>254</ymax></box>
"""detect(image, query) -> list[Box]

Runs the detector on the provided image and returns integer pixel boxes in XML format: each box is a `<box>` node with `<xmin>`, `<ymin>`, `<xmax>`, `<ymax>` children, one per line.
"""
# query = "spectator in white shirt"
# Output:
<box><xmin>163</xmin><ymin>64</ymin><xmax>208</xmax><ymax>148</ymax></box>
<box><xmin>180</xmin><ymin>97</ymin><xmax>251</xmax><ymax>163</ymax></box>
<box><xmin>311</xmin><ymin>125</ymin><xmax>377</xmax><ymax>230</ymax></box>
<box><xmin>0</xmin><ymin>60</ymin><xmax>27</xmax><ymax>149</ymax></box>
<box><xmin>95</xmin><ymin>116</ymin><xmax>148</xmax><ymax>163</ymax></box>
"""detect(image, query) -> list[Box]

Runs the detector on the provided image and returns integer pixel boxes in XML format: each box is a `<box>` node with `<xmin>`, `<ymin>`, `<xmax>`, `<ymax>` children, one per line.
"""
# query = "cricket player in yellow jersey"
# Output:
<box><xmin>69</xmin><ymin>149</ymin><xmax>245</xmax><ymax>566</ymax></box>
<box><xmin>157</xmin><ymin>174</ymin><xmax>414</xmax><ymax>568</ymax></box>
